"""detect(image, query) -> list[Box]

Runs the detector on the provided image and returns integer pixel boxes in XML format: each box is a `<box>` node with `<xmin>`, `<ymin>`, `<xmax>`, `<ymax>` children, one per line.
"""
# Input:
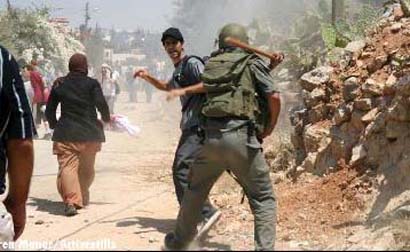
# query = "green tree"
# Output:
<box><xmin>0</xmin><ymin>11</ymin><xmax>17</xmax><ymax>53</ymax></box>
<box><xmin>0</xmin><ymin>6</ymin><xmax>84</xmax><ymax>73</ymax></box>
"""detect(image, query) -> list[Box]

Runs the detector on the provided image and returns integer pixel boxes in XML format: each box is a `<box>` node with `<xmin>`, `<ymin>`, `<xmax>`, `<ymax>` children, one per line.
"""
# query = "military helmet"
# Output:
<box><xmin>218</xmin><ymin>23</ymin><xmax>249</xmax><ymax>49</ymax></box>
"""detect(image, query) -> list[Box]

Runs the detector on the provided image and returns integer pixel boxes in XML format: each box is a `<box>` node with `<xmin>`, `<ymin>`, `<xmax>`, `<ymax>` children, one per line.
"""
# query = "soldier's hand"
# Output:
<box><xmin>134</xmin><ymin>69</ymin><xmax>149</xmax><ymax>79</ymax></box>
<box><xmin>269</xmin><ymin>53</ymin><xmax>284</xmax><ymax>70</ymax></box>
<box><xmin>166</xmin><ymin>89</ymin><xmax>186</xmax><ymax>102</ymax></box>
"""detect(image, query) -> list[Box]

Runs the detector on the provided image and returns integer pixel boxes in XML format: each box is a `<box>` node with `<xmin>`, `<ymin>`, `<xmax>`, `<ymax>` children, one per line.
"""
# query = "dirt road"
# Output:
<box><xmin>21</xmin><ymin>92</ymin><xmax>187</xmax><ymax>250</ymax></box>
<box><xmin>20</xmin><ymin>91</ymin><xmax>346</xmax><ymax>251</ymax></box>
<box><xmin>22</xmin><ymin>91</ymin><xmax>288</xmax><ymax>251</ymax></box>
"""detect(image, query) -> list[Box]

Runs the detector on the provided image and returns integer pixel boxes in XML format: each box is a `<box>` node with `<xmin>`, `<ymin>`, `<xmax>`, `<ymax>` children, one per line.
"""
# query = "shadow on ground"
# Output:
<box><xmin>102</xmin><ymin>216</ymin><xmax>175</xmax><ymax>234</ymax></box>
<box><xmin>28</xmin><ymin>197</ymin><xmax>65</xmax><ymax>216</ymax></box>
<box><xmin>28</xmin><ymin>197</ymin><xmax>113</xmax><ymax>216</ymax></box>
<box><xmin>103</xmin><ymin>216</ymin><xmax>231</xmax><ymax>250</ymax></box>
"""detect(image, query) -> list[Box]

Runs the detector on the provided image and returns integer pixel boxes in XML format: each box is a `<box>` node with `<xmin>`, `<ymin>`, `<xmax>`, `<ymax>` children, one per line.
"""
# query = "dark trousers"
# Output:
<box><xmin>172</xmin><ymin>127</ymin><xmax>216</xmax><ymax>220</ymax></box>
<box><xmin>34</xmin><ymin>103</ymin><xmax>47</xmax><ymax>125</ymax></box>
<box><xmin>0</xmin><ymin>140</ymin><xmax>6</xmax><ymax>195</ymax></box>
<box><xmin>174</xmin><ymin>125</ymin><xmax>276</xmax><ymax>250</ymax></box>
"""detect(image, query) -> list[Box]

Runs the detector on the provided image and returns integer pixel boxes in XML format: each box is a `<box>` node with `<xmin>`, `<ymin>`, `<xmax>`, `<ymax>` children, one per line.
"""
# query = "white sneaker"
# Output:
<box><xmin>195</xmin><ymin>210</ymin><xmax>222</xmax><ymax>241</ymax></box>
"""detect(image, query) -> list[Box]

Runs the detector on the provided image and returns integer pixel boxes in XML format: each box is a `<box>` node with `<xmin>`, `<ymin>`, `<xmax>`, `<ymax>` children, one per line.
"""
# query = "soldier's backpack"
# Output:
<box><xmin>200</xmin><ymin>50</ymin><xmax>270</xmax><ymax>134</ymax></box>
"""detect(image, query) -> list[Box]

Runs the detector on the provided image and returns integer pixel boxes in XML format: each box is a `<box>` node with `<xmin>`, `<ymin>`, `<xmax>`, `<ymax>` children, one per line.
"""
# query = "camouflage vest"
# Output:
<box><xmin>201</xmin><ymin>50</ymin><xmax>269</xmax><ymax>132</ymax></box>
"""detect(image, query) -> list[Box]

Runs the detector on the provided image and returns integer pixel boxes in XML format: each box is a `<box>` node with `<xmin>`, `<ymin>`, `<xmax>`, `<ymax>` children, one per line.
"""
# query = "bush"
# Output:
<box><xmin>0</xmin><ymin>7</ymin><xmax>84</xmax><ymax>73</ymax></box>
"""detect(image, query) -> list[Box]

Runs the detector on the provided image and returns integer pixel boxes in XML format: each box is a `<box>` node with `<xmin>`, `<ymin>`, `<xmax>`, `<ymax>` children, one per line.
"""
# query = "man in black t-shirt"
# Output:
<box><xmin>0</xmin><ymin>45</ymin><xmax>35</xmax><ymax>242</ymax></box>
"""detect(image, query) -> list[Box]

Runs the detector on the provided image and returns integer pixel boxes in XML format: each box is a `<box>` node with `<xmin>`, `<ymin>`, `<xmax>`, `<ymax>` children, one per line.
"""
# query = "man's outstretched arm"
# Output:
<box><xmin>134</xmin><ymin>69</ymin><xmax>170</xmax><ymax>91</ymax></box>
<box><xmin>166</xmin><ymin>82</ymin><xmax>206</xmax><ymax>101</ymax></box>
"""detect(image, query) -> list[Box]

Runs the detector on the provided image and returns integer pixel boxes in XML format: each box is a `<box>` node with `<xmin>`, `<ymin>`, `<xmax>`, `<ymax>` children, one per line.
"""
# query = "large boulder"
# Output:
<box><xmin>315</xmin><ymin>148</ymin><xmax>338</xmax><ymax>175</ymax></box>
<box><xmin>350</xmin><ymin>110</ymin><xmax>367</xmax><ymax>132</ymax></box>
<box><xmin>334</xmin><ymin>104</ymin><xmax>353</xmax><ymax>126</ymax></box>
<box><xmin>364</xmin><ymin>112</ymin><xmax>387</xmax><ymax>137</ymax></box>
<box><xmin>350</xmin><ymin>144</ymin><xmax>367</xmax><ymax>166</ymax></box>
<box><xmin>345</xmin><ymin>40</ymin><xmax>366</xmax><ymax>55</ymax></box>
<box><xmin>367</xmin><ymin>55</ymin><xmax>388</xmax><ymax>74</ymax></box>
<box><xmin>390</xmin><ymin>23</ymin><xmax>403</xmax><ymax>33</ymax></box>
<box><xmin>298</xmin><ymin>152</ymin><xmax>318</xmax><ymax>173</ymax></box>
<box><xmin>289</xmin><ymin>107</ymin><xmax>308</xmax><ymax>127</ymax></box>
<box><xmin>394</xmin><ymin>4</ymin><xmax>405</xmax><ymax>20</ymax></box>
<box><xmin>330</xmin><ymin>125</ymin><xmax>359</xmax><ymax>162</ymax></box>
<box><xmin>303</xmin><ymin>123</ymin><xmax>331</xmax><ymax>153</ymax></box>
<box><xmin>300</xmin><ymin>67</ymin><xmax>333</xmax><ymax>92</ymax></box>
<box><xmin>329</xmin><ymin>47</ymin><xmax>351</xmax><ymax>69</ymax></box>
<box><xmin>302</xmin><ymin>88</ymin><xmax>327</xmax><ymax>109</ymax></box>
<box><xmin>362</xmin><ymin>78</ymin><xmax>384</xmax><ymax>97</ymax></box>
<box><xmin>384</xmin><ymin>74</ymin><xmax>398</xmax><ymax>95</ymax></box>
<box><xmin>354</xmin><ymin>98</ymin><xmax>373</xmax><ymax>111</ymax></box>
<box><xmin>308</xmin><ymin>103</ymin><xmax>328</xmax><ymax>124</ymax></box>
<box><xmin>362</xmin><ymin>108</ymin><xmax>379</xmax><ymax>124</ymax></box>
<box><xmin>401</xmin><ymin>0</ymin><xmax>410</xmax><ymax>17</ymax></box>
<box><xmin>343</xmin><ymin>77</ymin><xmax>360</xmax><ymax>102</ymax></box>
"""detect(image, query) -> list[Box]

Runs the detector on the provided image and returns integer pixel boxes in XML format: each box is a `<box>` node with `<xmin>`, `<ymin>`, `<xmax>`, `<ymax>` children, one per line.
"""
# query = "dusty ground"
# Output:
<box><xmin>17</xmin><ymin>91</ymin><xmax>363</xmax><ymax>251</ymax></box>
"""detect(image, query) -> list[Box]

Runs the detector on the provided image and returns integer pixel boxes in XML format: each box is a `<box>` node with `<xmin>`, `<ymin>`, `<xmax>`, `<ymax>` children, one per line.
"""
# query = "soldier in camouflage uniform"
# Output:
<box><xmin>163</xmin><ymin>23</ymin><xmax>283</xmax><ymax>251</ymax></box>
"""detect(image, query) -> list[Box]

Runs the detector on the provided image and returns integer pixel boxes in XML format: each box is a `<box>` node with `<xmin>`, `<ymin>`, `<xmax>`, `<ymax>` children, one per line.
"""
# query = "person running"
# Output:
<box><xmin>45</xmin><ymin>53</ymin><xmax>111</xmax><ymax>216</ymax></box>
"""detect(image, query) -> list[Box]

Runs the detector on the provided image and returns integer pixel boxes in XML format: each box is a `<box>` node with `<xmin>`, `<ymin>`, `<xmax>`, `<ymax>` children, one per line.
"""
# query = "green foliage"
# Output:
<box><xmin>321</xmin><ymin>23</ymin><xmax>337</xmax><ymax>50</ymax></box>
<box><xmin>9</xmin><ymin>9</ymin><xmax>57</xmax><ymax>58</ymax></box>
<box><xmin>0</xmin><ymin>12</ymin><xmax>16</xmax><ymax>54</ymax></box>
<box><xmin>277</xmin><ymin>10</ymin><xmax>327</xmax><ymax>78</ymax></box>
<box><xmin>0</xmin><ymin>7</ymin><xmax>83</xmax><ymax>73</ymax></box>
<box><xmin>350</xmin><ymin>4</ymin><xmax>381</xmax><ymax>37</ymax></box>
<box><xmin>277</xmin><ymin>1</ymin><xmax>382</xmax><ymax>78</ymax></box>
<box><xmin>322</xmin><ymin>3</ymin><xmax>380</xmax><ymax>50</ymax></box>
<box><xmin>280</xmin><ymin>40</ymin><xmax>325</xmax><ymax>78</ymax></box>
<box><xmin>168</xmin><ymin>0</ymin><xmax>382</xmax><ymax>79</ymax></box>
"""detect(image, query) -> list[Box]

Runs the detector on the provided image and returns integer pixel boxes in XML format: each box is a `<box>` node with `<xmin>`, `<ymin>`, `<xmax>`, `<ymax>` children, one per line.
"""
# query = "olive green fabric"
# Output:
<box><xmin>174</xmin><ymin>124</ymin><xmax>276</xmax><ymax>250</ymax></box>
<box><xmin>169</xmin><ymin>45</ymin><xmax>278</xmax><ymax>250</ymax></box>
<box><xmin>218</xmin><ymin>23</ymin><xmax>249</xmax><ymax>49</ymax></box>
<box><xmin>201</xmin><ymin>49</ymin><xmax>270</xmax><ymax>134</ymax></box>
